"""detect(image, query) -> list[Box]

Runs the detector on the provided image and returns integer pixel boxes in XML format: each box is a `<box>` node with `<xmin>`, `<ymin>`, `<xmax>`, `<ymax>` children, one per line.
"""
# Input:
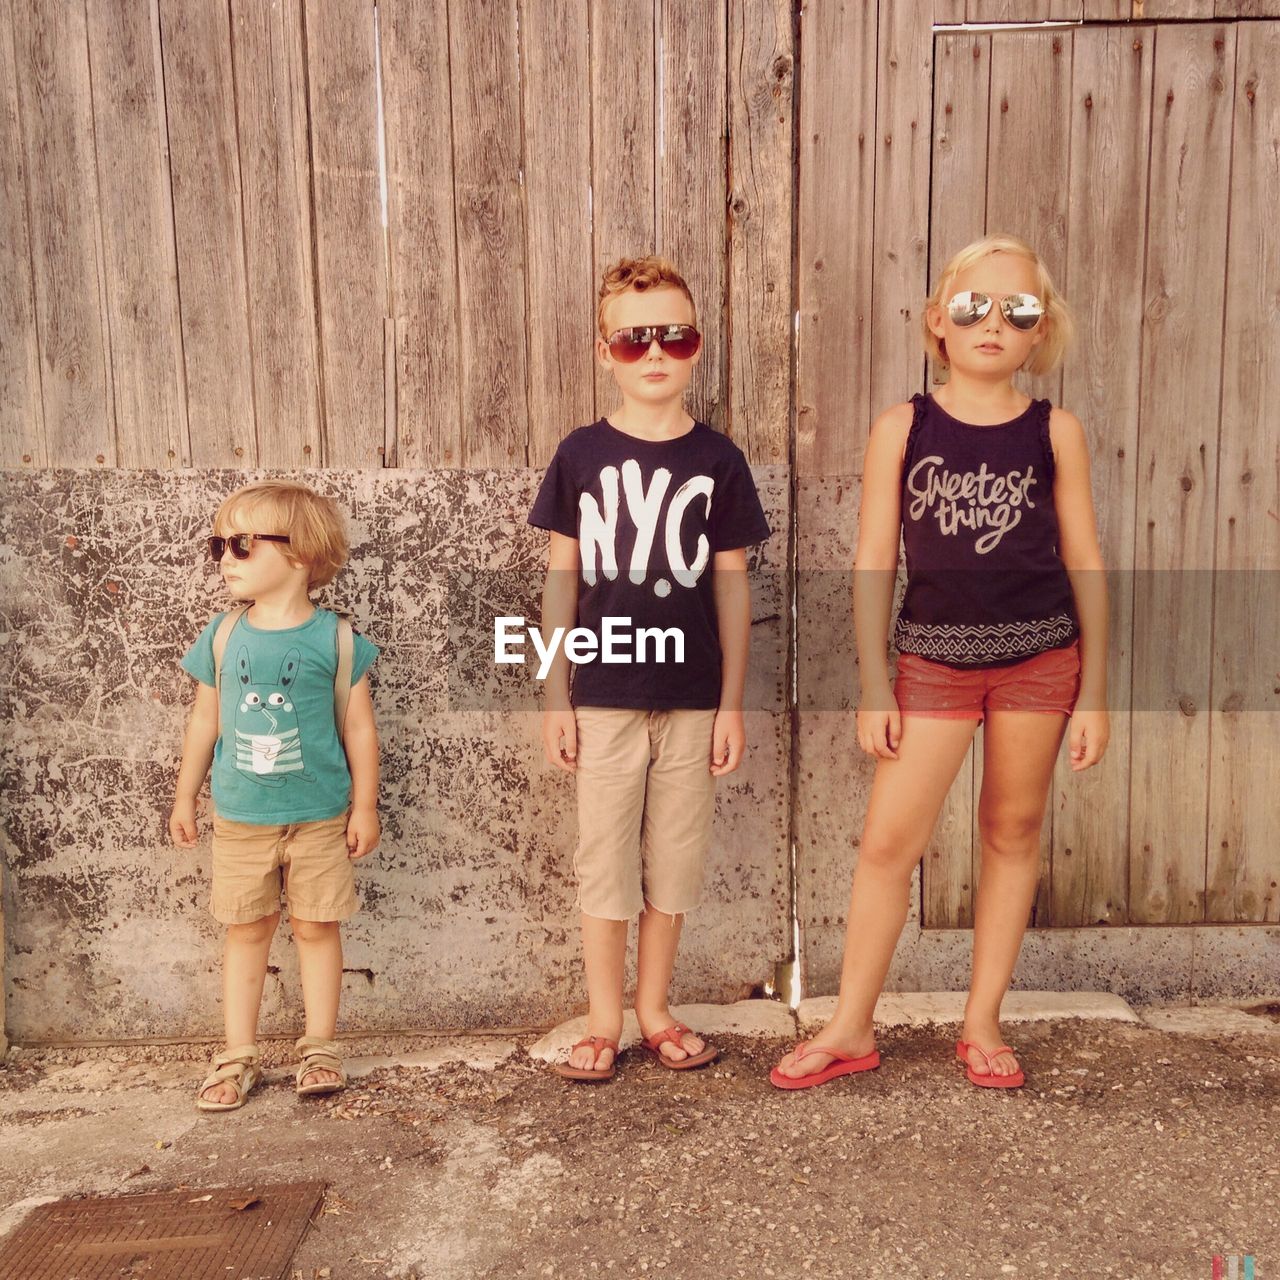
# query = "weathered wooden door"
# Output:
<box><xmin>922</xmin><ymin>17</ymin><xmax>1279</xmax><ymax>929</ymax></box>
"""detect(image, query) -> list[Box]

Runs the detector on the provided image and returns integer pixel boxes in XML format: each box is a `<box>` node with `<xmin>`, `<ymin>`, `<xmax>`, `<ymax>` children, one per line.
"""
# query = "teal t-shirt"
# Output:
<box><xmin>180</xmin><ymin>607</ymin><xmax>378</xmax><ymax>825</ymax></box>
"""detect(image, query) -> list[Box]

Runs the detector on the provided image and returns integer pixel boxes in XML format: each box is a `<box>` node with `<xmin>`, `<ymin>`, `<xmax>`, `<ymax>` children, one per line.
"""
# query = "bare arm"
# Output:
<box><xmin>169</xmin><ymin>680</ymin><xmax>220</xmax><ymax>847</ymax></box>
<box><xmin>851</xmin><ymin>403</ymin><xmax>912</xmax><ymax>758</ymax></box>
<box><xmin>711</xmin><ymin>546</ymin><xmax>751</xmax><ymax>775</ymax></box>
<box><xmin>541</xmin><ymin>531</ymin><xmax>581</xmax><ymax>770</ymax></box>
<box><xmin>343</xmin><ymin>674</ymin><xmax>381</xmax><ymax>856</ymax></box>
<box><xmin>1050</xmin><ymin>408</ymin><xmax>1110</xmax><ymax>768</ymax></box>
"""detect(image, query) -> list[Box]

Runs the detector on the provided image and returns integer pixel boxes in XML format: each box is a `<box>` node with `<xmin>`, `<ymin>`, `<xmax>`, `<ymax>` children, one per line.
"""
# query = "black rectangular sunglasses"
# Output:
<box><xmin>207</xmin><ymin>533</ymin><xmax>291</xmax><ymax>561</ymax></box>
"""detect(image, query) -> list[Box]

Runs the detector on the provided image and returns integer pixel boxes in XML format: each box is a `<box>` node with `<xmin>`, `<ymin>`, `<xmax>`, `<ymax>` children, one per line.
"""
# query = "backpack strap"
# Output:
<box><xmin>211</xmin><ymin>605</ymin><xmax>250</xmax><ymax>735</ymax></box>
<box><xmin>334</xmin><ymin>614</ymin><xmax>354</xmax><ymax>736</ymax></box>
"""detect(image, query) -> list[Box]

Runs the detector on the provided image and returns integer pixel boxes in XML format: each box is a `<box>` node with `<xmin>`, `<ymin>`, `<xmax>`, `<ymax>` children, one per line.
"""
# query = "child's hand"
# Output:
<box><xmin>1068</xmin><ymin>708</ymin><xmax>1109</xmax><ymax>771</ymax></box>
<box><xmin>710</xmin><ymin>709</ymin><xmax>745</xmax><ymax>776</ymax></box>
<box><xmin>347</xmin><ymin>806</ymin><xmax>381</xmax><ymax>859</ymax></box>
<box><xmin>169</xmin><ymin>798</ymin><xmax>199</xmax><ymax>848</ymax></box>
<box><xmin>542</xmin><ymin>709</ymin><xmax>578</xmax><ymax>772</ymax></box>
<box><xmin>856</xmin><ymin>683</ymin><xmax>901</xmax><ymax>759</ymax></box>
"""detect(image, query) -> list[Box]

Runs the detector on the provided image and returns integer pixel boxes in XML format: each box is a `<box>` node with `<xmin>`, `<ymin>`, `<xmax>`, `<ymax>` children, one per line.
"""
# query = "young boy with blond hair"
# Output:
<box><xmin>528</xmin><ymin>256</ymin><xmax>771</xmax><ymax>1079</ymax></box>
<box><xmin>170</xmin><ymin>480</ymin><xmax>380</xmax><ymax>1110</ymax></box>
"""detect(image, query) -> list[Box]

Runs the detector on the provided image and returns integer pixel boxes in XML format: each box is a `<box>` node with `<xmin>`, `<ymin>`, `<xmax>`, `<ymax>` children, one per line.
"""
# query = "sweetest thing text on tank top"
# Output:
<box><xmin>904</xmin><ymin>454</ymin><xmax>1040</xmax><ymax>555</ymax></box>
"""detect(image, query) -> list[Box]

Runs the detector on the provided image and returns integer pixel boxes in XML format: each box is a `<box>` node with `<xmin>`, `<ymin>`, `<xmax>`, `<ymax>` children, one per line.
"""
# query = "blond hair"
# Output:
<box><xmin>597</xmin><ymin>256</ymin><xmax>697</xmax><ymax>339</ymax></box>
<box><xmin>924</xmin><ymin>233</ymin><xmax>1073</xmax><ymax>377</ymax></box>
<box><xmin>213</xmin><ymin>480</ymin><xmax>349</xmax><ymax>590</ymax></box>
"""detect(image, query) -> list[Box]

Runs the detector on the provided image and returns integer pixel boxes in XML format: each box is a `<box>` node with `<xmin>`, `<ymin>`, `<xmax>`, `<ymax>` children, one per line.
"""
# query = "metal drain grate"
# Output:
<box><xmin>0</xmin><ymin>1180</ymin><xmax>326</xmax><ymax>1279</ymax></box>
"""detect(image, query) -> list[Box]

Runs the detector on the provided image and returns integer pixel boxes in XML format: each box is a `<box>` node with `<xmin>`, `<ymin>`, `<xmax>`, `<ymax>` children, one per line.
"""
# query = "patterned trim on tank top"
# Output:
<box><xmin>893</xmin><ymin>612</ymin><xmax>1078</xmax><ymax>665</ymax></box>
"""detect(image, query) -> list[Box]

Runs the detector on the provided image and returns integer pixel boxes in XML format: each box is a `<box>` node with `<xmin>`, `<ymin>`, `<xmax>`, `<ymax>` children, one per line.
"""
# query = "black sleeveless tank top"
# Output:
<box><xmin>892</xmin><ymin>391</ymin><xmax>1080</xmax><ymax>668</ymax></box>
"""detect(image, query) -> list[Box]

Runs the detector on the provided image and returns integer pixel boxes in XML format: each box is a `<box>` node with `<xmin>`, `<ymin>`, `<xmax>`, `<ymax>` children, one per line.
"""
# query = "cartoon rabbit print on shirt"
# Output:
<box><xmin>233</xmin><ymin>646</ymin><xmax>315</xmax><ymax>787</ymax></box>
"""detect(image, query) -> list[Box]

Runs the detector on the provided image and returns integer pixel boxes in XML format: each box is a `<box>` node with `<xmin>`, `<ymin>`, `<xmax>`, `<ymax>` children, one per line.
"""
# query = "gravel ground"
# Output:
<box><xmin>1</xmin><ymin>1016</ymin><xmax>1277</xmax><ymax>1279</ymax></box>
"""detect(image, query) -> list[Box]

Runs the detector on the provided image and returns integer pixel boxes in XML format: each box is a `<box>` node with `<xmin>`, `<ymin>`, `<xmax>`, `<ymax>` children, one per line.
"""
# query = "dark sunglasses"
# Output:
<box><xmin>207</xmin><ymin>533</ymin><xmax>291</xmax><ymax>562</ymax></box>
<box><xmin>606</xmin><ymin>324</ymin><xmax>702</xmax><ymax>363</ymax></box>
<box><xmin>946</xmin><ymin>290</ymin><xmax>1045</xmax><ymax>331</ymax></box>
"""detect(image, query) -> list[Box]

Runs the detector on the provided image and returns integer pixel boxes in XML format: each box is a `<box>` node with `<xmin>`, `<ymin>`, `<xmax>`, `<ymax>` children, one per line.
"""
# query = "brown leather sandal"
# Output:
<box><xmin>551</xmin><ymin>1035</ymin><xmax>620</xmax><ymax>1081</ymax></box>
<box><xmin>642</xmin><ymin>1022</ymin><xmax>719</xmax><ymax>1070</ymax></box>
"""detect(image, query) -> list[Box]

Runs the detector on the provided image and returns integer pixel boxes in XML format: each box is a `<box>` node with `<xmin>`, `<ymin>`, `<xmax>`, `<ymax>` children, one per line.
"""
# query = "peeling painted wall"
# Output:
<box><xmin>0</xmin><ymin>469</ymin><xmax>791</xmax><ymax>1042</ymax></box>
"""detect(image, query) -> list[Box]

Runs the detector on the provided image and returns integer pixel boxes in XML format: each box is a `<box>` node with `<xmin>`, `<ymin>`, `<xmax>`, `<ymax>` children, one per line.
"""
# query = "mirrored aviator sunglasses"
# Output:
<box><xmin>207</xmin><ymin>533</ymin><xmax>291</xmax><ymax>562</ymax></box>
<box><xmin>946</xmin><ymin>290</ymin><xmax>1044</xmax><ymax>331</ymax></box>
<box><xmin>607</xmin><ymin>324</ymin><xmax>702</xmax><ymax>363</ymax></box>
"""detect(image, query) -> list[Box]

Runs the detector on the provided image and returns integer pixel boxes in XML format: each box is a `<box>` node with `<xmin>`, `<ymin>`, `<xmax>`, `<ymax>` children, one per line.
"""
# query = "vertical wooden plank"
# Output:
<box><xmin>727</xmin><ymin>0</ymin><xmax>793</xmax><ymax>465</ymax></box>
<box><xmin>1084</xmin><ymin>0</ymin><xmax>1131</xmax><ymax>16</ymax></box>
<box><xmin>794</xmin><ymin>0</ymin><xmax>876</xmax><ymax>476</ymax></box>
<box><xmin>0</xmin><ymin>0</ymin><xmax>45</xmax><ymax>466</ymax></box>
<box><xmin>1053</xmin><ymin>24</ymin><xmax>1153</xmax><ymax>927</ymax></box>
<box><xmin>929</xmin><ymin>31</ymin><xmax>991</xmax><ymax>357</ymax></box>
<box><xmin>657</xmin><ymin>0</ymin><xmax>728</xmax><ymax>432</ymax></box>
<box><xmin>935</xmin><ymin>0</ymin><xmax>968</xmax><ymax>21</ymax></box>
<box><xmin>985</xmin><ymin>27</ymin><xmax>1072</xmax><ymax>408</ymax></box>
<box><xmin>975</xmin><ymin>29</ymin><xmax>1072</xmax><ymax>923</ymax></box>
<box><xmin>967</xmin><ymin>1</ymin><xmax>1053</xmax><ymax>20</ymax></box>
<box><xmin>522</xmin><ymin>0</ymin><xmax>595</xmax><ymax>467</ymax></box>
<box><xmin>12</xmin><ymin>0</ymin><xmax>114</xmax><ymax>465</ymax></box>
<box><xmin>303</xmin><ymin>0</ymin><xmax>387</xmax><ymax>468</ymax></box>
<box><xmin>1207</xmin><ymin>20</ymin><xmax>1280</xmax><ymax>924</ymax></box>
<box><xmin>1130</xmin><ymin>23</ymin><xmax>1234</xmax><ymax>924</ymax></box>
<box><xmin>86</xmin><ymin>0</ymin><xmax>187</xmax><ymax>467</ymax></box>
<box><xmin>447</xmin><ymin>0</ymin><xmax>527</xmax><ymax>466</ymax></box>
<box><xmin>590</xmin><ymin>0</ymin><xmax>656</xmax><ymax>415</ymax></box>
<box><xmin>1140</xmin><ymin>0</ymin><xmax>1215</xmax><ymax>16</ymax></box>
<box><xmin>870</xmin><ymin>1</ymin><xmax>933</xmax><ymax>421</ymax></box>
<box><xmin>381</xmin><ymin>0</ymin><xmax>461</xmax><ymax>468</ymax></box>
<box><xmin>160</xmin><ymin>0</ymin><xmax>255</xmax><ymax>465</ymax></box>
<box><xmin>966</xmin><ymin>0</ymin><xmax>1086</xmax><ymax>19</ymax></box>
<box><xmin>922</xmin><ymin>31</ymin><xmax>991</xmax><ymax>928</ymax></box>
<box><xmin>1217</xmin><ymin>1</ymin><xmax>1280</xmax><ymax>14</ymax></box>
<box><xmin>230</xmin><ymin>0</ymin><xmax>321</xmax><ymax>468</ymax></box>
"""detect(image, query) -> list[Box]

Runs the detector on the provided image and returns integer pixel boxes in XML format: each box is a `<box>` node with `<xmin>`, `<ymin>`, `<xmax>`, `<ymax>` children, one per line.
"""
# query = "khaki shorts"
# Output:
<box><xmin>573</xmin><ymin>707</ymin><xmax>718</xmax><ymax>920</ymax></box>
<box><xmin>211</xmin><ymin>808</ymin><xmax>356</xmax><ymax>924</ymax></box>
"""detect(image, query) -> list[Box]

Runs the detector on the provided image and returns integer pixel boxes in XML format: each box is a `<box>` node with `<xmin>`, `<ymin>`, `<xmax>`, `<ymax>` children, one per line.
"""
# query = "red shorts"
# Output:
<box><xmin>892</xmin><ymin>638</ymin><xmax>1080</xmax><ymax>724</ymax></box>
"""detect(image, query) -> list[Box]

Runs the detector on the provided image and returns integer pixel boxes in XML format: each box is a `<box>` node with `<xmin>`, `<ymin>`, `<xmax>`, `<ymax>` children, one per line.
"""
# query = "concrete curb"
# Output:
<box><xmin>796</xmin><ymin>990</ymin><xmax>1142</xmax><ymax>1034</ymax></box>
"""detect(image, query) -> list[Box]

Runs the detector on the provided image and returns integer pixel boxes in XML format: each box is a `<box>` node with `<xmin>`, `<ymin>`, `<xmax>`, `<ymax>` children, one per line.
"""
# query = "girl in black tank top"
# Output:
<box><xmin>894</xmin><ymin>390</ymin><xmax>1080</xmax><ymax>667</ymax></box>
<box><xmin>770</xmin><ymin>234</ymin><xmax>1110</xmax><ymax>1096</ymax></box>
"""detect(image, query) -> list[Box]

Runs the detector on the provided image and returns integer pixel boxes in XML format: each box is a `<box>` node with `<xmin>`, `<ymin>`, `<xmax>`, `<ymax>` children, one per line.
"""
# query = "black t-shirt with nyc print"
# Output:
<box><xmin>528</xmin><ymin>418</ymin><xmax>772</xmax><ymax>710</ymax></box>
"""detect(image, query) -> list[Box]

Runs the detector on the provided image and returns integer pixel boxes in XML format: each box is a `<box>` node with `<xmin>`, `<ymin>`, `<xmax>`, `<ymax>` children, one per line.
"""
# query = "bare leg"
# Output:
<box><xmin>291</xmin><ymin>917</ymin><xmax>343</xmax><ymax>1087</ymax></box>
<box><xmin>963</xmin><ymin>709</ymin><xmax>1068</xmax><ymax>1078</ymax></box>
<box><xmin>200</xmin><ymin>912</ymin><xmax>279</xmax><ymax>1104</ymax></box>
<box><xmin>775</xmin><ymin>715</ymin><xmax>980</xmax><ymax>1079</ymax></box>
<box><xmin>634</xmin><ymin>902</ymin><xmax>704</xmax><ymax>1062</ymax></box>
<box><xmin>569</xmin><ymin>912</ymin><xmax>629</xmax><ymax>1070</ymax></box>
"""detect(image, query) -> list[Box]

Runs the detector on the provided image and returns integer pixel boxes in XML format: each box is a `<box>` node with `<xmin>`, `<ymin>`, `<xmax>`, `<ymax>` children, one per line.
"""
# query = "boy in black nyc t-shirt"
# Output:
<box><xmin>528</xmin><ymin>417</ymin><xmax>770</xmax><ymax>709</ymax></box>
<box><xmin>527</xmin><ymin>256</ymin><xmax>770</xmax><ymax>1082</ymax></box>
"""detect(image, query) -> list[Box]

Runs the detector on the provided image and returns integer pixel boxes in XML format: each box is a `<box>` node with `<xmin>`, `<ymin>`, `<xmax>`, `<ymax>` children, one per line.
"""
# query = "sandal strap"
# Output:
<box><xmin>212</xmin><ymin>1043</ymin><xmax>260</xmax><ymax>1069</ymax></box>
<box><xmin>793</xmin><ymin>1039</ymin><xmax>860</xmax><ymax>1064</ymax></box>
<box><xmin>958</xmin><ymin>1040</ymin><xmax>1016</xmax><ymax>1068</ymax></box>
<box><xmin>644</xmin><ymin>1023</ymin><xmax>696</xmax><ymax>1051</ymax></box>
<box><xmin>200</xmin><ymin>1046</ymin><xmax>259</xmax><ymax>1099</ymax></box>
<box><xmin>570</xmin><ymin>1035</ymin><xmax>619</xmax><ymax>1052</ymax></box>
<box><xmin>567</xmin><ymin>1035</ymin><xmax>619</xmax><ymax>1069</ymax></box>
<box><xmin>295</xmin><ymin>1036</ymin><xmax>345</xmax><ymax>1080</ymax></box>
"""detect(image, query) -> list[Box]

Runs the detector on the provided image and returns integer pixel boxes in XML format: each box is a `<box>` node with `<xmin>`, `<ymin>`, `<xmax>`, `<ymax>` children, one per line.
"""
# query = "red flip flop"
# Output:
<box><xmin>769</xmin><ymin>1039</ymin><xmax>881</xmax><ymax>1090</ymax></box>
<box><xmin>955</xmin><ymin>1038</ymin><xmax>1025</xmax><ymax>1088</ymax></box>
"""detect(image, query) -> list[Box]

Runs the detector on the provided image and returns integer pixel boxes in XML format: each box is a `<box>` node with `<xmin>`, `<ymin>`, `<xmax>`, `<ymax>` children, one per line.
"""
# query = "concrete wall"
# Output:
<box><xmin>0</xmin><ymin>469</ymin><xmax>791</xmax><ymax>1043</ymax></box>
